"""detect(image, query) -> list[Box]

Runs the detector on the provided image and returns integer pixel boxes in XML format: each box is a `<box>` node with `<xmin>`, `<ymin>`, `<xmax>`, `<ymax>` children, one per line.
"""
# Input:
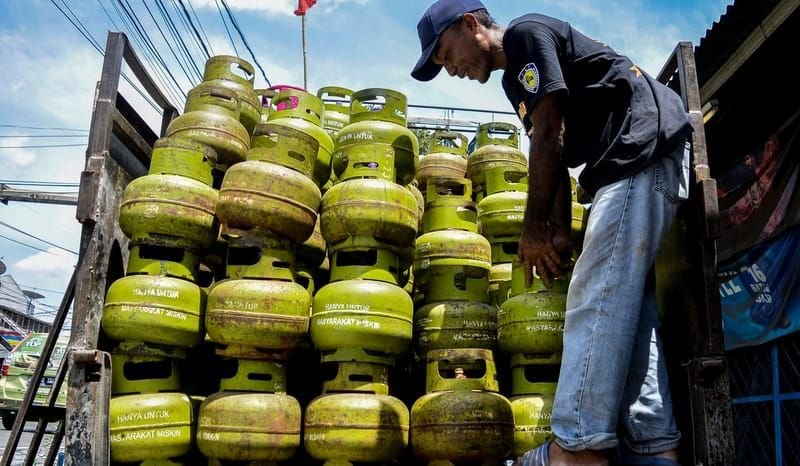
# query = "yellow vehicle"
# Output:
<box><xmin>0</xmin><ymin>332</ymin><xmax>69</xmax><ymax>430</ymax></box>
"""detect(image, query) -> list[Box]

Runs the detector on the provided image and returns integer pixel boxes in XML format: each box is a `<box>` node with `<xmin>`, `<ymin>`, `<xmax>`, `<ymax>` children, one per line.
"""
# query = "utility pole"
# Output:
<box><xmin>0</xmin><ymin>184</ymin><xmax>78</xmax><ymax>206</ymax></box>
<box><xmin>302</xmin><ymin>14</ymin><xmax>308</xmax><ymax>89</ymax></box>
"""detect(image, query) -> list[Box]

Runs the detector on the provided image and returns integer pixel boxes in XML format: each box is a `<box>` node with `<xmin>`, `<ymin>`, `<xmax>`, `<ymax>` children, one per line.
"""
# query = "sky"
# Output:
<box><xmin>0</xmin><ymin>0</ymin><xmax>732</xmax><ymax>329</ymax></box>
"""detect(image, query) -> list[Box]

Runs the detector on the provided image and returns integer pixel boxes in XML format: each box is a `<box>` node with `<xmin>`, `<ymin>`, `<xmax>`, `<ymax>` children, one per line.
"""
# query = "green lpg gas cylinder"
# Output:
<box><xmin>477</xmin><ymin>167</ymin><xmax>528</xmax><ymax>241</ymax></box>
<box><xmin>320</xmin><ymin>178</ymin><xmax>417</xmax><ymax>253</ymax></box>
<box><xmin>267</xmin><ymin>89</ymin><xmax>333</xmax><ymax>188</ymax></box>
<box><xmin>205</xmin><ymin>236</ymin><xmax>309</xmax><ymax>350</ymax></box>
<box><xmin>166</xmin><ymin>85</ymin><xmax>250</xmax><ymax>167</ymax></box>
<box><xmin>216</xmin><ymin>128</ymin><xmax>321</xmax><ymax>243</ymax></box>
<box><xmin>304</xmin><ymin>391</ymin><xmax>409</xmax><ymax>465</ymax></box>
<box><xmin>109</xmin><ymin>393</ymin><xmax>194</xmax><ymax>463</ymax></box>
<box><xmin>205</xmin><ymin>278</ymin><xmax>310</xmax><ymax>350</ymax></box>
<box><xmin>207</xmin><ymin>460</ymin><xmax>280</xmax><ymax>466</ymax></box>
<box><xmin>119</xmin><ymin>141</ymin><xmax>219</xmax><ymax>250</ymax></box>
<box><xmin>147</xmin><ymin>137</ymin><xmax>217</xmax><ymax>184</ymax></box>
<box><xmin>200</xmin><ymin>55</ymin><xmax>260</xmax><ymax>135</ymax></box>
<box><xmin>510</xmin><ymin>365</ymin><xmax>557</xmax><ymax>457</ymax></box>
<box><xmin>467</xmin><ymin>122</ymin><xmax>527</xmax><ymax>202</ymax></box>
<box><xmin>572</xmin><ymin>201</ymin><xmax>589</xmax><ymax>244</ymax></box>
<box><xmin>319</xmin><ymin>355</ymin><xmax>391</xmax><ymax>392</ymax></box>
<box><xmin>422</xmin><ymin>177</ymin><xmax>477</xmax><ymax>233</ymax></box>
<box><xmin>414</xmin><ymin>300</ymin><xmax>497</xmax><ymax>353</ymax></box>
<box><xmin>196</xmin><ymin>392</ymin><xmax>302</xmax><ymax>462</ymax></box>
<box><xmin>414</xmin><ymin>229</ymin><xmax>491</xmax><ymax>287</ymax></box>
<box><xmin>332</xmin><ymin>88</ymin><xmax>418</xmax><ymax>184</ymax></box>
<box><xmin>497</xmin><ymin>262</ymin><xmax>568</xmax><ymax>360</ymax></box>
<box><xmin>419</xmin><ymin>264</ymin><xmax>490</xmax><ymax>303</ymax></box>
<box><xmin>489</xmin><ymin>262</ymin><xmax>513</xmax><ymax>307</ymax></box>
<box><xmin>410</xmin><ymin>349</ymin><xmax>514</xmax><ymax>464</ymax></box>
<box><xmin>297</xmin><ymin>216</ymin><xmax>327</xmax><ymax>269</ymax></box>
<box><xmin>317</xmin><ymin>86</ymin><xmax>353</xmax><ymax>137</ymax></box>
<box><xmin>223</xmin><ymin>235</ymin><xmax>296</xmax><ymax>282</ymax></box>
<box><xmin>248</xmin><ymin>123</ymin><xmax>317</xmax><ymax>178</ymax></box>
<box><xmin>491</xmin><ymin>238</ymin><xmax>519</xmax><ymax>264</ymax></box>
<box><xmin>102</xmin><ymin>274</ymin><xmax>205</xmax><ymax>348</ymax></box>
<box><xmin>311</xmin><ymin>279</ymin><xmax>413</xmax><ymax>356</ymax></box>
<box><xmin>408</xmin><ymin>181</ymin><xmax>425</xmax><ymax>233</ymax></box>
<box><xmin>125</xmin><ymin>245</ymin><xmax>201</xmax><ymax>282</ymax></box>
<box><xmin>111</xmin><ymin>344</ymin><xmax>182</xmax><ymax>395</ymax></box>
<box><xmin>417</xmin><ymin>131</ymin><xmax>469</xmax><ymax>192</ymax></box>
<box><xmin>328</xmin><ymin>247</ymin><xmax>401</xmax><ymax>285</ymax></box>
<box><xmin>139</xmin><ymin>459</ymin><xmax>187</xmax><ymax>466</ymax></box>
<box><xmin>218</xmin><ymin>359</ymin><xmax>287</xmax><ymax>393</ymax></box>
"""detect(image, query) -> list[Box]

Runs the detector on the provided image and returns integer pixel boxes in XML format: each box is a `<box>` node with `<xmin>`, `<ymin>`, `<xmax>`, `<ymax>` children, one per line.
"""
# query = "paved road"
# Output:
<box><xmin>0</xmin><ymin>422</ymin><xmax>63</xmax><ymax>465</ymax></box>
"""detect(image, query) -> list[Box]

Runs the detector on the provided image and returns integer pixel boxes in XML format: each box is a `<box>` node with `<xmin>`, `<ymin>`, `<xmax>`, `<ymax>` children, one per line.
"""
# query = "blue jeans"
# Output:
<box><xmin>551</xmin><ymin>143</ymin><xmax>686</xmax><ymax>454</ymax></box>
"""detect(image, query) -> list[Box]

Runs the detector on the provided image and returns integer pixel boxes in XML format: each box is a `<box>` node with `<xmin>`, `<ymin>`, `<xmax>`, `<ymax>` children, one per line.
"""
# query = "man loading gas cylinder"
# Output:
<box><xmin>411</xmin><ymin>1</ymin><xmax>692</xmax><ymax>465</ymax></box>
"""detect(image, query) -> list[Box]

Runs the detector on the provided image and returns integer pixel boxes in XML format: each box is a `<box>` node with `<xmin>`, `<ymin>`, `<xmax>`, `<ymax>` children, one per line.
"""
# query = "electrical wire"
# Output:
<box><xmin>106</xmin><ymin>0</ymin><xmax>186</xmax><ymax>108</ymax></box>
<box><xmin>0</xmin><ymin>180</ymin><xmax>79</xmax><ymax>187</ymax></box>
<box><xmin>0</xmin><ymin>290</ymin><xmax>38</xmax><ymax>309</ymax></box>
<box><xmin>0</xmin><ymin>221</ymin><xmax>78</xmax><ymax>255</ymax></box>
<box><xmin>139</xmin><ymin>0</ymin><xmax>201</xmax><ymax>84</ymax></box>
<box><xmin>0</xmin><ymin>135</ymin><xmax>87</xmax><ymax>139</ymax></box>
<box><xmin>214</xmin><ymin>0</ymin><xmax>239</xmax><ymax>56</ymax></box>
<box><xmin>114</xmin><ymin>0</ymin><xmax>190</xmax><ymax>109</ymax></box>
<box><xmin>173</xmin><ymin>0</ymin><xmax>211</xmax><ymax>60</ymax></box>
<box><xmin>0</xmin><ymin>125</ymin><xmax>87</xmax><ymax>132</ymax></box>
<box><xmin>15</xmin><ymin>285</ymin><xmax>66</xmax><ymax>295</ymax></box>
<box><xmin>56</xmin><ymin>0</ymin><xmax>167</xmax><ymax>111</ymax></box>
<box><xmin>219</xmin><ymin>0</ymin><xmax>271</xmax><ymax>86</ymax></box>
<box><xmin>154</xmin><ymin>0</ymin><xmax>204</xmax><ymax>80</ymax></box>
<box><xmin>48</xmin><ymin>0</ymin><xmax>163</xmax><ymax>114</ymax></box>
<box><xmin>16</xmin><ymin>203</ymin><xmax>79</xmax><ymax>236</ymax></box>
<box><xmin>187</xmin><ymin>0</ymin><xmax>214</xmax><ymax>56</ymax></box>
<box><xmin>0</xmin><ymin>290</ymin><xmax>68</xmax><ymax>313</ymax></box>
<box><xmin>0</xmin><ymin>233</ymin><xmax>57</xmax><ymax>255</ymax></box>
<box><xmin>116</xmin><ymin>0</ymin><xmax>188</xmax><ymax>99</ymax></box>
<box><xmin>0</xmin><ymin>143</ymin><xmax>86</xmax><ymax>149</ymax></box>
<box><xmin>0</xmin><ymin>291</ymin><xmax>65</xmax><ymax>320</ymax></box>
<box><xmin>99</xmin><ymin>0</ymin><xmax>182</xmax><ymax>105</ymax></box>
<box><xmin>0</xmin><ymin>143</ymin><xmax>85</xmax><ymax>149</ymax></box>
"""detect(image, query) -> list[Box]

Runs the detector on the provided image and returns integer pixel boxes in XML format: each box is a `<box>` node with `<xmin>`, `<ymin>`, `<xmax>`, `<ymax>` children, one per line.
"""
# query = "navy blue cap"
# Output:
<box><xmin>411</xmin><ymin>0</ymin><xmax>486</xmax><ymax>81</ymax></box>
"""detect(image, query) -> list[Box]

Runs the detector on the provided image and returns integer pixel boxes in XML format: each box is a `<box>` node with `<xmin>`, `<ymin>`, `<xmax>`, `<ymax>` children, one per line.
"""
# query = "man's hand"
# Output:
<box><xmin>550</xmin><ymin>222</ymin><xmax>574</xmax><ymax>264</ymax></box>
<box><xmin>517</xmin><ymin>221</ymin><xmax>565</xmax><ymax>288</ymax></box>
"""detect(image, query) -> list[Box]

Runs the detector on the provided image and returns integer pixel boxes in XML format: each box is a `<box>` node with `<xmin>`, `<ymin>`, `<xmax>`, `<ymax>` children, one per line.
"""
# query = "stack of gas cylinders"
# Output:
<box><xmin>101</xmin><ymin>54</ymin><xmax>589</xmax><ymax>465</ymax></box>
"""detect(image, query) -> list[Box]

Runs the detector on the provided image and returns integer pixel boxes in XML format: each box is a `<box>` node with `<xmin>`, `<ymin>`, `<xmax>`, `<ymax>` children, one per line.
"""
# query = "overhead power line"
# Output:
<box><xmin>214</xmin><ymin>0</ymin><xmax>239</xmax><ymax>56</ymax></box>
<box><xmin>48</xmin><ymin>0</ymin><xmax>163</xmax><ymax>114</ymax></box>
<box><xmin>175</xmin><ymin>0</ymin><xmax>212</xmax><ymax>59</ymax></box>
<box><xmin>0</xmin><ymin>180</ymin><xmax>79</xmax><ymax>187</ymax></box>
<box><xmin>0</xmin><ymin>143</ymin><xmax>86</xmax><ymax>149</ymax></box>
<box><xmin>116</xmin><ymin>0</ymin><xmax>188</xmax><ymax>99</ymax></box>
<box><xmin>0</xmin><ymin>233</ymin><xmax>57</xmax><ymax>255</ymax></box>
<box><xmin>16</xmin><ymin>285</ymin><xmax>66</xmax><ymax>295</ymax></box>
<box><xmin>0</xmin><ymin>220</ymin><xmax>78</xmax><ymax>255</ymax></box>
<box><xmin>105</xmin><ymin>0</ymin><xmax>186</xmax><ymax>107</ymax></box>
<box><xmin>219</xmin><ymin>0</ymin><xmax>272</xmax><ymax>87</ymax></box>
<box><xmin>187</xmin><ymin>0</ymin><xmax>215</xmax><ymax>56</ymax></box>
<box><xmin>0</xmin><ymin>125</ymin><xmax>87</xmax><ymax>132</ymax></box>
<box><xmin>0</xmin><ymin>135</ymin><xmax>88</xmax><ymax>139</ymax></box>
<box><xmin>154</xmin><ymin>0</ymin><xmax>204</xmax><ymax>80</ymax></box>
<box><xmin>140</xmin><ymin>0</ymin><xmax>202</xmax><ymax>84</ymax></box>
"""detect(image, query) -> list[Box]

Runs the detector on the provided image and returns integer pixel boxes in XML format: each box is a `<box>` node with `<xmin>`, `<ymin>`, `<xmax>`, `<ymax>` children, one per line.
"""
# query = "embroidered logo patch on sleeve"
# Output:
<box><xmin>518</xmin><ymin>63</ymin><xmax>540</xmax><ymax>93</ymax></box>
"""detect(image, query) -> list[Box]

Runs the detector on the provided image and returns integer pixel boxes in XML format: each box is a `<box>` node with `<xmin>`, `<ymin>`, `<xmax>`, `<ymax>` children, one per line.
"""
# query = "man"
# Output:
<box><xmin>411</xmin><ymin>1</ymin><xmax>692</xmax><ymax>465</ymax></box>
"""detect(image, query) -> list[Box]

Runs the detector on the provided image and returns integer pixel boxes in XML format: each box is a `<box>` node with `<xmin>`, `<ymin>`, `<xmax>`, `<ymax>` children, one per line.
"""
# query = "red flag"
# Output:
<box><xmin>294</xmin><ymin>0</ymin><xmax>316</xmax><ymax>16</ymax></box>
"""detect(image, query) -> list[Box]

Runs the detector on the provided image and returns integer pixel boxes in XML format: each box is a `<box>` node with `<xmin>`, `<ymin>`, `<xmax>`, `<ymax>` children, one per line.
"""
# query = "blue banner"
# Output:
<box><xmin>719</xmin><ymin>225</ymin><xmax>800</xmax><ymax>349</ymax></box>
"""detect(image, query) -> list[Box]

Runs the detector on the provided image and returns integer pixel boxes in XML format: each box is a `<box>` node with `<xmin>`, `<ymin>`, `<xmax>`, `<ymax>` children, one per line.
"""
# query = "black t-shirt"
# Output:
<box><xmin>501</xmin><ymin>14</ymin><xmax>692</xmax><ymax>195</ymax></box>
